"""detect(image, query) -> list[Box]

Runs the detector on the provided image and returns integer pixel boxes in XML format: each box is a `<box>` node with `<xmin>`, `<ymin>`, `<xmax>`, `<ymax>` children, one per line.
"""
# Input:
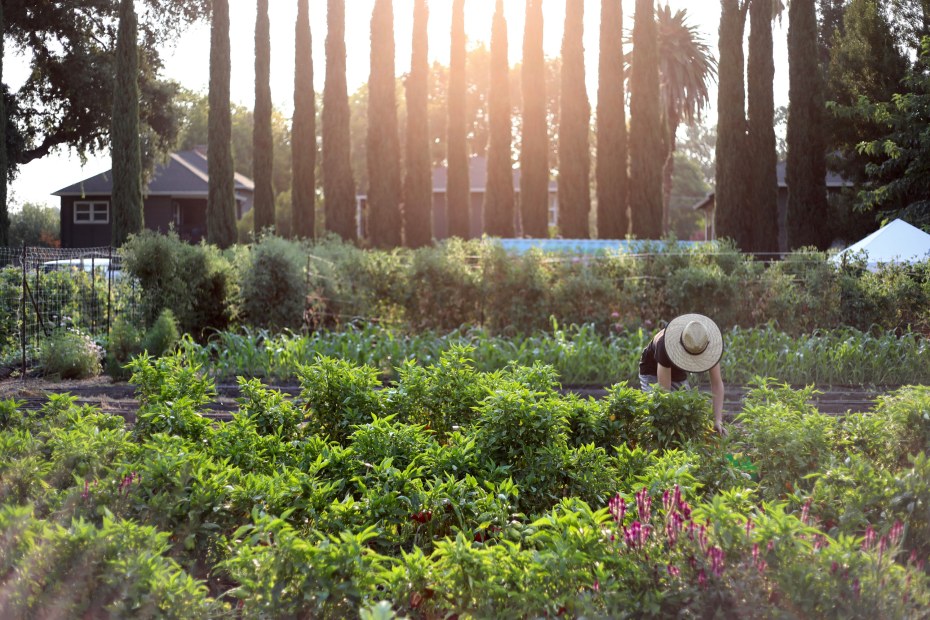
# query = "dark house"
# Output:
<box><xmin>692</xmin><ymin>161</ymin><xmax>852</xmax><ymax>249</ymax></box>
<box><xmin>53</xmin><ymin>148</ymin><xmax>255</xmax><ymax>248</ymax></box>
<box><xmin>356</xmin><ymin>156</ymin><xmax>559</xmax><ymax>240</ymax></box>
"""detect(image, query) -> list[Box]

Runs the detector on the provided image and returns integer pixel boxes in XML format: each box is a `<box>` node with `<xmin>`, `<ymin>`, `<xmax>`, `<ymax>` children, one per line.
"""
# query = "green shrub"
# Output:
<box><xmin>237</xmin><ymin>235</ymin><xmax>307</xmax><ymax>330</ymax></box>
<box><xmin>105</xmin><ymin>309</ymin><xmax>178</xmax><ymax>380</ymax></box>
<box><xmin>403</xmin><ymin>239</ymin><xmax>481</xmax><ymax>331</ymax></box>
<box><xmin>236</xmin><ymin>377</ymin><xmax>304</xmax><ymax>439</ymax></box>
<box><xmin>121</xmin><ymin>230</ymin><xmax>232</xmax><ymax>339</ymax></box>
<box><xmin>873</xmin><ymin>385</ymin><xmax>930</xmax><ymax>458</ymax></box>
<box><xmin>223</xmin><ymin>514</ymin><xmax>389</xmax><ymax>618</ymax></box>
<box><xmin>105</xmin><ymin>316</ymin><xmax>143</xmax><ymax>380</ymax></box>
<box><xmin>734</xmin><ymin>380</ymin><xmax>841</xmax><ymax>500</ymax></box>
<box><xmin>39</xmin><ymin>330</ymin><xmax>102</xmax><ymax>379</ymax></box>
<box><xmin>141</xmin><ymin>308</ymin><xmax>180</xmax><ymax>357</ymax></box>
<box><xmin>0</xmin><ymin>511</ymin><xmax>222</xmax><ymax>618</ymax></box>
<box><xmin>349</xmin><ymin>415</ymin><xmax>435</xmax><ymax>472</ymax></box>
<box><xmin>297</xmin><ymin>356</ymin><xmax>383</xmax><ymax>443</ymax></box>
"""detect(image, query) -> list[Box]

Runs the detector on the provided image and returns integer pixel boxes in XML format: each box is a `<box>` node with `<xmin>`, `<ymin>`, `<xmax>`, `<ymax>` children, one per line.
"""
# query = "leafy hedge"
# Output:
<box><xmin>2</xmin><ymin>354</ymin><xmax>930</xmax><ymax>617</ymax></box>
<box><xmin>118</xmin><ymin>234</ymin><xmax>930</xmax><ymax>338</ymax></box>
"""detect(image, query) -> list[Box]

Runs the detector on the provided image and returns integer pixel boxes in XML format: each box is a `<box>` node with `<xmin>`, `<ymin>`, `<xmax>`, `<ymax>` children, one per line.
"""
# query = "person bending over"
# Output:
<box><xmin>638</xmin><ymin>313</ymin><xmax>726</xmax><ymax>435</ymax></box>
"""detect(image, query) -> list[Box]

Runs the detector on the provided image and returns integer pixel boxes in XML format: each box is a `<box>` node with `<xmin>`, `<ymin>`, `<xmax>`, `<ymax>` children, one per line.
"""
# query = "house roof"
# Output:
<box><xmin>52</xmin><ymin>149</ymin><xmax>255</xmax><ymax>198</ymax></box>
<box><xmin>431</xmin><ymin>156</ymin><xmax>558</xmax><ymax>194</ymax></box>
<box><xmin>692</xmin><ymin>164</ymin><xmax>852</xmax><ymax>211</ymax></box>
<box><xmin>775</xmin><ymin>161</ymin><xmax>850</xmax><ymax>189</ymax></box>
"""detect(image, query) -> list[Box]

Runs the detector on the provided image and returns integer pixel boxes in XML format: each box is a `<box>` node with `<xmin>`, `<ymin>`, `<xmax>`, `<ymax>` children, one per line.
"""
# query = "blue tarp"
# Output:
<box><xmin>491</xmin><ymin>238</ymin><xmax>714</xmax><ymax>255</ymax></box>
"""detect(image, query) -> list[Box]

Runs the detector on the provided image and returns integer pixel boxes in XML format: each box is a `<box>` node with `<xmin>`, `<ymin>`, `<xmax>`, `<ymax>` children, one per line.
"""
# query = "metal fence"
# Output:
<box><xmin>0</xmin><ymin>246</ymin><xmax>139</xmax><ymax>377</ymax></box>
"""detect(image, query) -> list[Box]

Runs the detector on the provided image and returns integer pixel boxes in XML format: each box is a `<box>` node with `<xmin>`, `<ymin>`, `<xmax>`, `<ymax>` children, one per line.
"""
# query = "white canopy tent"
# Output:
<box><xmin>832</xmin><ymin>219</ymin><xmax>930</xmax><ymax>270</ymax></box>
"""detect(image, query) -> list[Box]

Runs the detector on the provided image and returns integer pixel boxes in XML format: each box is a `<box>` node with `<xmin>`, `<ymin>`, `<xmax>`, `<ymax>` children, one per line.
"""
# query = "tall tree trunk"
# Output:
<box><xmin>629</xmin><ymin>0</ymin><xmax>663</xmax><ymax>239</ymax></box>
<box><xmin>207</xmin><ymin>0</ymin><xmax>237</xmax><ymax>249</ymax></box>
<box><xmin>111</xmin><ymin>0</ymin><xmax>143</xmax><ymax>247</ymax></box>
<box><xmin>787</xmin><ymin>0</ymin><xmax>828</xmax><ymax>249</ymax></box>
<box><xmin>323</xmin><ymin>0</ymin><xmax>356</xmax><ymax>241</ymax></box>
<box><xmin>292</xmin><ymin>0</ymin><xmax>316</xmax><ymax>240</ymax></box>
<box><xmin>447</xmin><ymin>0</ymin><xmax>471</xmax><ymax>239</ymax></box>
<box><xmin>748</xmin><ymin>0</ymin><xmax>779</xmax><ymax>253</ymax></box>
<box><xmin>253</xmin><ymin>0</ymin><xmax>275</xmax><ymax>237</ymax></box>
<box><xmin>484</xmin><ymin>0</ymin><xmax>515</xmax><ymax>237</ymax></box>
<box><xmin>404</xmin><ymin>0</ymin><xmax>433</xmax><ymax>247</ymax></box>
<box><xmin>597</xmin><ymin>0</ymin><xmax>629</xmax><ymax>239</ymax></box>
<box><xmin>520</xmin><ymin>0</ymin><xmax>549</xmax><ymax>238</ymax></box>
<box><xmin>367</xmin><ymin>0</ymin><xmax>402</xmax><ymax>248</ymax></box>
<box><xmin>0</xmin><ymin>3</ymin><xmax>9</xmax><ymax>246</ymax></box>
<box><xmin>660</xmin><ymin>106</ymin><xmax>676</xmax><ymax>236</ymax></box>
<box><xmin>558</xmin><ymin>0</ymin><xmax>591</xmax><ymax>239</ymax></box>
<box><xmin>714</xmin><ymin>0</ymin><xmax>750</xmax><ymax>248</ymax></box>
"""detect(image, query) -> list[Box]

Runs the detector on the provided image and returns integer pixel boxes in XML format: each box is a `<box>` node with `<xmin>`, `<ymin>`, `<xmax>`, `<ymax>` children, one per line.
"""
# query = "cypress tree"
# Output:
<box><xmin>447</xmin><ymin>0</ymin><xmax>471</xmax><ymax>239</ymax></box>
<box><xmin>628</xmin><ymin>0</ymin><xmax>663</xmax><ymax>239</ymax></box>
<box><xmin>748</xmin><ymin>0</ymin><xmax>779</xmax><ymax>253</ymax></box>
<box><xmin>404</xmin><ymin>0</ymin><xmax>433</xmax><ymax>247</ymax></box>
<box><xmin>484</xmin><ymin>0</ymin><xmax>514</xmax><ymax>237</ymax></box>
<box><xmin>292</xmin><ymin>0</ymin><xmax>315</xmax><ymax>240</ymax></box>
<box><xmin>520</xmin><ymin>0</ymin><xmax>549</xmax><ymax>238</ymax></box>
<box><xmin>714</xmin><ymin>0</ymin><xmax>750</xmax><ymax>247</ymax></box>
<box><xmin>558</xmin><ymin>0</ymin><xmax>590</xmax><ymax>239</ymax></box>
<box><xmin>253</xmin><ymin>0</ymin><xmax>275</xmax><ymax>236</ymax></box>
<box><xmin>323</xmin><ymin>0</ymin><xmax>356</xmax><ymax>241</ymax></box>
<box><xmin>787</xmin><ymin>0</ymin><xmax>828</xmax><ymax>249</ymax></box>
<box><xmin>597</xmin><ymin>0</ymin><xmax>629</xmax><ymax>239</ymax></box>
<box><xmin>367</xmin><ymin>0</ymin><xmax>402</xmax><ymax>248</ymax></box>
<box><xmin>0</xmin><ymin>2</ymin><xmax>9</xmax><ymax>247</ymax></box>
<box><xmin>111</xmin><ymin>0</ymin><xmax>143</xmax><ymax>247</ymax></box>
<box><xmin>207</xmin><ymin>0</ymin><xmax>237</xmax><ymax>249</ymax></box>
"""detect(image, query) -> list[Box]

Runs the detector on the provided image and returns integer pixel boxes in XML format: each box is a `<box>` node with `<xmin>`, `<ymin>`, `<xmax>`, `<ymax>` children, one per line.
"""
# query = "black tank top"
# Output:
<box><xmin>638</xmin><ymin>329</ymin><xmax>688</xmax><ymax>382</ymax></box>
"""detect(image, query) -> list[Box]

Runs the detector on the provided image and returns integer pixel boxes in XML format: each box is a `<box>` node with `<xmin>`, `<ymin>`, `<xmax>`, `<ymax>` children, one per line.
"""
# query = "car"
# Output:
<box><xmin>40</xmin><ymin>257</ymin><xmax>122</xmax><ymax>280</ymax></box>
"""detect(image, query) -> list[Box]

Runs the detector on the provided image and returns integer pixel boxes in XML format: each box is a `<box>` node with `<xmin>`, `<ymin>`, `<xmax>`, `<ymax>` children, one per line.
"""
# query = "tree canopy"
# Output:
<box><xmin>3</xmin><ymin>0</ymin><xmax>207</xmax><ymax>174</ymax></box>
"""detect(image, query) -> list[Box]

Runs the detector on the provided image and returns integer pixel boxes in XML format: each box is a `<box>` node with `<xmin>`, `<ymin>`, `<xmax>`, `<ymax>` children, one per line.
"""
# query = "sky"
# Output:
<box><xmin>7</xmin><ymin>0</ymin><xmax>790</xmax><ymax>210</ymax></box>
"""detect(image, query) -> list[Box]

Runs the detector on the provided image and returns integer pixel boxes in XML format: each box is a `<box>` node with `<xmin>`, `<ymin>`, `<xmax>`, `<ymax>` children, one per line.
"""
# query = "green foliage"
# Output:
<box><xmin>4</xmin><ymin>359</ymin><xmax>930</xmax><ymax>616</ymax></box>
<box><xmin>0</xmin><ymin>511</ymin><xmax>223</xmax><ymax>618</ymax></box>
<box><xmin>224</xmin><ymin>513</ymin><xmax>388</xmax><ymax>618</ymax></box>
<box><xmin>104</xmin><ymin>308</ymin><xmax>179</xmax><ymax>380</ymax></box>
<box><xmin>297</xmin><ymin>355</ymin><xmax>382</xmax><ymax>442</ymax></box>
<box><xmin>734</xmin><ymin>379</ymin><xmax>841</xmax><ymax>500</ymax></box>
<box><xmin>128</xmin><ymin>353</ymin><xmax>214</xmax><ymax>442</ymax></box>
<box><xmin>236</xmin><ymin>235</ymin><xmax>307</xmax><ymax>330</ymax></box>
<box><xmin>121</xmin><ymin>230</ymin><xmax>232</xmax><ymax>339</ymax></box>
<box><xmin>236</xmin><ymin>377</ymin><xmax>303</xmax><ymax>439</ymax></box>
<box><xmin>39</xmin><ymin>330</ymin><xmax>102</xmax><ymax>379</ymax></box>
<box><xmin>7</xmin><ymin>202</ymin><xmax>60</xmax><ymax>248</ymax></box>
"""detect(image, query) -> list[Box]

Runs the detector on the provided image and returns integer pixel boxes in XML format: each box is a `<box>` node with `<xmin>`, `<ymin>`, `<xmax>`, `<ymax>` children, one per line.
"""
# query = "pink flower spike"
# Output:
<box><xmin>752</xmin><ymin>543</ymin><xmax>760</xmax><ymax>562</ymax></box>
<box><xmin>863</xmin><ymin>525</ymin><xmax>876</xmax><ymax>551</ymax></box>
<box><xmin>611</xmin><ymin>311</ymin><xmax>620</xmax><ymax>319</ymax></box>
<box><xmin>767</xmin><ymin>540</ymin><xmax>775</xmax><ymax>553</ymax></box>
<box><xmin>801</xmin><ymin>499</ymin><xmax>812</xmax><ymax>525</ymax></box>
<box><xmin>890</xmin><ymin>521</ymin><xmax>904</xmax><ymax>547</ymax></box>
<box><xmin>745</xmin><ymin>517</ymin><xmax>754</xmax><ymax>538</ymax></box>
<box><xmin>667</xmin><ymin>564</ymin><xmax>680</xmax><ymax>577</ymax></box>
<box><xmin>82</xmin><ymin>480</ymin><xmax>90</xmax><ymax>500</ymax></box>
<box><xmin>697</xmin><ymin>569</ymin><xmax>707</xmax><ymax>588</ymax></box>
<box><xmin>663</xmin><ymin>489</ymin><xmax>672</xmax><ymax>514</ymax></box>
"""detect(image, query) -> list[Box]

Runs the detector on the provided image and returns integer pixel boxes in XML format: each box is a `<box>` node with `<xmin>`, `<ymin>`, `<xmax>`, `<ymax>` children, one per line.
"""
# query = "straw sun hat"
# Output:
<box><xmin>663</xmin><ymin>314</ymin><xmax>723</xmax><ymax>373</ymax></box>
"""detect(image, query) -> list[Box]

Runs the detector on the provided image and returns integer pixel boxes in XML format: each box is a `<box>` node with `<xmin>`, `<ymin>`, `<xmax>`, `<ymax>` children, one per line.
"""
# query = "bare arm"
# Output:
<box><xmin>709</xmin><ymin>363</ymin><xmax>725</xmax><ymax>433</ymax></box>
<box><xmin>657</xmin><ymin>364</ymin><xmax>673</xmax><ymax>390</ymax></box>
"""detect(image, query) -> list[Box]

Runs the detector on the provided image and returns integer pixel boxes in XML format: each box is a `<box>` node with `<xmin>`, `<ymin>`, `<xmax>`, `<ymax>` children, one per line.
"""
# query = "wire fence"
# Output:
<box><xmin>0</xmin><ymin>246</ymin><xmax>140</xmax><ymax>376</ymax></box>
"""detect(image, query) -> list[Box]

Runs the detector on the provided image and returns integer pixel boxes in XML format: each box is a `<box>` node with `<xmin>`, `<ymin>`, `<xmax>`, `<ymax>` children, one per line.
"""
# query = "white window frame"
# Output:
<box><xmin>172</xmin><ymin>200</ymin><xmax>183</xmax><ymax>227</ymax></box>
<box><xmin>74</xmin><ymin>201</ymin><xmax>110</xmax><ymax>225</ymax></box>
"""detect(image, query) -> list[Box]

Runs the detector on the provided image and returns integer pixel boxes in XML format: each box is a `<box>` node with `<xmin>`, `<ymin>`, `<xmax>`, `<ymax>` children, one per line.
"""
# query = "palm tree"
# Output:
<box><xmin>655</xmin><ymin>4</ymin><xmax>716</xmax><ymax>234</ymax></box>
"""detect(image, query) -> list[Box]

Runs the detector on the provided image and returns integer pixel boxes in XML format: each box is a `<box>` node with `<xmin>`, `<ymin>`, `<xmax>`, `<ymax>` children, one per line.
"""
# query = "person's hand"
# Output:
<box><xmin>715</xmin><ymin>422</ymin><xmax>728</xmax><ymax>437</ymax></box>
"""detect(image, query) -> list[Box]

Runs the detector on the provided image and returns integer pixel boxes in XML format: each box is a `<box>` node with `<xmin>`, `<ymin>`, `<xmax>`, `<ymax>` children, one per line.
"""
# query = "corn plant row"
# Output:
<box><xmin>2</xmin><ymin>353</ymin><xmax>930</xmax><ymax>617</ymax></box>
<box><xmin>179</xmin><ymin>323</ymin><xmax>930</xmax><ymax>387</ymax></box>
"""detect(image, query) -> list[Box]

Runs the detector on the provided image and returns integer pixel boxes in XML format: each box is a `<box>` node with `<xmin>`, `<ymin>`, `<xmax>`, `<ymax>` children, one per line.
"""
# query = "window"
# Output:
<box><xmin>74</xmin><ymin>201</ymin><xmax>110</xmax><ymax>224</ymax></box>
<box><xmin>548</xmin><ymin>194</ymin><xmax>559</xmax><ymax>228</ymax></box>
<box><xmin>172</xmin><ymin>200</ymin><xmax>183</xmax><ymax>227</ymax></box>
